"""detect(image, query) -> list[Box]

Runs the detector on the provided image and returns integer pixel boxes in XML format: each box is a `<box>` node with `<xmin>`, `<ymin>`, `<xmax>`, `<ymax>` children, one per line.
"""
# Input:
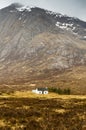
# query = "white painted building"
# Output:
<box><xmin>32</xmin><ymin>88</ymin><xmax>48</xmax><ymax>94</ymax></box>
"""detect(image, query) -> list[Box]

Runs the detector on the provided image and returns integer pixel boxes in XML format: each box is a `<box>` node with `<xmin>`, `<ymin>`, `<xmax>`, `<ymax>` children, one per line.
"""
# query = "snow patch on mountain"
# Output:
<box><xmin>46</xmin><ymin>10</ymin><xmax>57</xmax><ymax>15</ymax></box>
<box><xmin>16</xmin><ymin>5</ymin><xmax>34</xmax><ymax>12</ymax></box>
<box><xmin>46</xmin><ymin>10</ymin><xmax>63</xmax><ymax>18</ymax></box>
<box><xmin>56</xmin><ymin>22</ymin><xmax>73</xmax><ymax>29</ymax></box>
<box><xmin>55</xmin><ymin>21</ymin><xmax>77</xmax><ymax>35</ymax></box>
<box><xmin>72</xmin><ymin>27</ymin><xmax>76</xmax><ymax>31</ymax></box>
<box><xmin>10</xmin><ymin>10</ymin><xmax>14</xmax><ymax>13</ymax></box>
<box><xmin>83</xmin><ymin>36</ymin><xmax>86</xmax><ymax>39</ymax></box>
<box><xmin>19</xmin><ymin>17</ymin><xmax>22</xmax><ymax>20</ymax></box>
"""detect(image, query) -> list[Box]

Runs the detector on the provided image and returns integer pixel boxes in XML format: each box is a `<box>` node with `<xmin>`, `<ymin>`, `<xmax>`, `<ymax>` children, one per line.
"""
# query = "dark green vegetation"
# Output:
<box><xmin>0</xmin><ymin>97</ymin><xmax>86</xmax><ymax>130</ymax></box>
<box><xmin>49</xmin><ymin>87</ymin><xmax>71</xmax><ymax>95</ymax></box>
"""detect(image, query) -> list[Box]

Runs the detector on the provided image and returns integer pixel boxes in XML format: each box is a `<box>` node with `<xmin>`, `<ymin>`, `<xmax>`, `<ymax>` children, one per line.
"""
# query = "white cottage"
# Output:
<box><xmin>32</xmin><ymin>88</ymin><xmax>48</xmax><ymax>94</ymax></box>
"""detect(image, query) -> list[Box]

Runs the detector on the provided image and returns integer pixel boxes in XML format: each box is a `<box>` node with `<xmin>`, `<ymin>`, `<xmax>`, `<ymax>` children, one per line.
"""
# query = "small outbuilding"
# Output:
<box><xmin>32</xmin><ymin>87</ymin><xmax>48</xmax><ymax>94</ymax></box>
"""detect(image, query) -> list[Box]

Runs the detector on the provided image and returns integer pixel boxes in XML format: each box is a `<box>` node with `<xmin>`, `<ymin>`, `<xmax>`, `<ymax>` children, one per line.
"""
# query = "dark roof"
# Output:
<box><xmin>37</xmin><ymin>88</ymin><xmax>48</xmax><ymax>91</ymax></box>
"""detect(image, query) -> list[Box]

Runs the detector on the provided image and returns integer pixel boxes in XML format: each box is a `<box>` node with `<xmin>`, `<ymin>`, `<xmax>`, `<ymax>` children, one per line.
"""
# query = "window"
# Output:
<box><xmin>44</xmin><ymin>91</ymin><xmax>48</xmax><ymax>94</ymax></box>
<box><xmin>38</xmin><ymin>91</ymin><xmax>42</xmax><ymax>94</ymax></box>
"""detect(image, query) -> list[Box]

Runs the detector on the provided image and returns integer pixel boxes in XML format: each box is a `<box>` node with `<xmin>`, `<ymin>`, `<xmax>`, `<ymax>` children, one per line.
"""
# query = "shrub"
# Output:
<box><xmin>49</xmin><ymin>87</ymin><xmax>71</xmax><ymax>95</ymax></box>
<box><xmin>63</xmin><ymin>88</ymin><xmax>71</xmax><ymax>95</ymax></box>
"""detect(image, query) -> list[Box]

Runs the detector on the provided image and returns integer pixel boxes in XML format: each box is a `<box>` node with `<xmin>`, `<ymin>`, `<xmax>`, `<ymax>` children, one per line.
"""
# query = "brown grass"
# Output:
<box><xmin>0</xmin><ymin>91</ymin><xmax>86</xmax><ymax>130</ymax></box>
<box><xmin>0</xmin><ymin>91</ymin><xmax>86</xmax><ymax>99</ymax></box>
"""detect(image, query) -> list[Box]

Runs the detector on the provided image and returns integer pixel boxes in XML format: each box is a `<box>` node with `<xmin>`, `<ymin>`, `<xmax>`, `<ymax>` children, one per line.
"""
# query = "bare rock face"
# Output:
<box><xmin>0</xmin><ymin>3</ymin><xmax>86</xmax><ymax>84</ymax></box>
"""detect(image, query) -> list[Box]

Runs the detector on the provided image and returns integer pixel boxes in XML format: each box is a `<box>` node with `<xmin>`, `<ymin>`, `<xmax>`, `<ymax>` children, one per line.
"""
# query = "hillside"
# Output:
<box><xmin>0</xmin><ymin>3</ymin><xmax>86</xmax><ymax>94</ymax></box>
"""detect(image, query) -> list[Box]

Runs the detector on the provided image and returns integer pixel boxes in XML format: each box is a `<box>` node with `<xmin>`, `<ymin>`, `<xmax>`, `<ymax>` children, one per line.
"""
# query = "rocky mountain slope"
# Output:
<box><xmin>0</xmin><ymin>3</ymin><xmax>86</xmax><ymax>93</ymax></box>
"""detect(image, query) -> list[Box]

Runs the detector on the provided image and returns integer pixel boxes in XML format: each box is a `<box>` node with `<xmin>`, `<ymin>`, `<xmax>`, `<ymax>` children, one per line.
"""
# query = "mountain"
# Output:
<box><xmin>0</xmin><ymin>3</ymin><xmax>86</xmax><ymax>94</ymax></box>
